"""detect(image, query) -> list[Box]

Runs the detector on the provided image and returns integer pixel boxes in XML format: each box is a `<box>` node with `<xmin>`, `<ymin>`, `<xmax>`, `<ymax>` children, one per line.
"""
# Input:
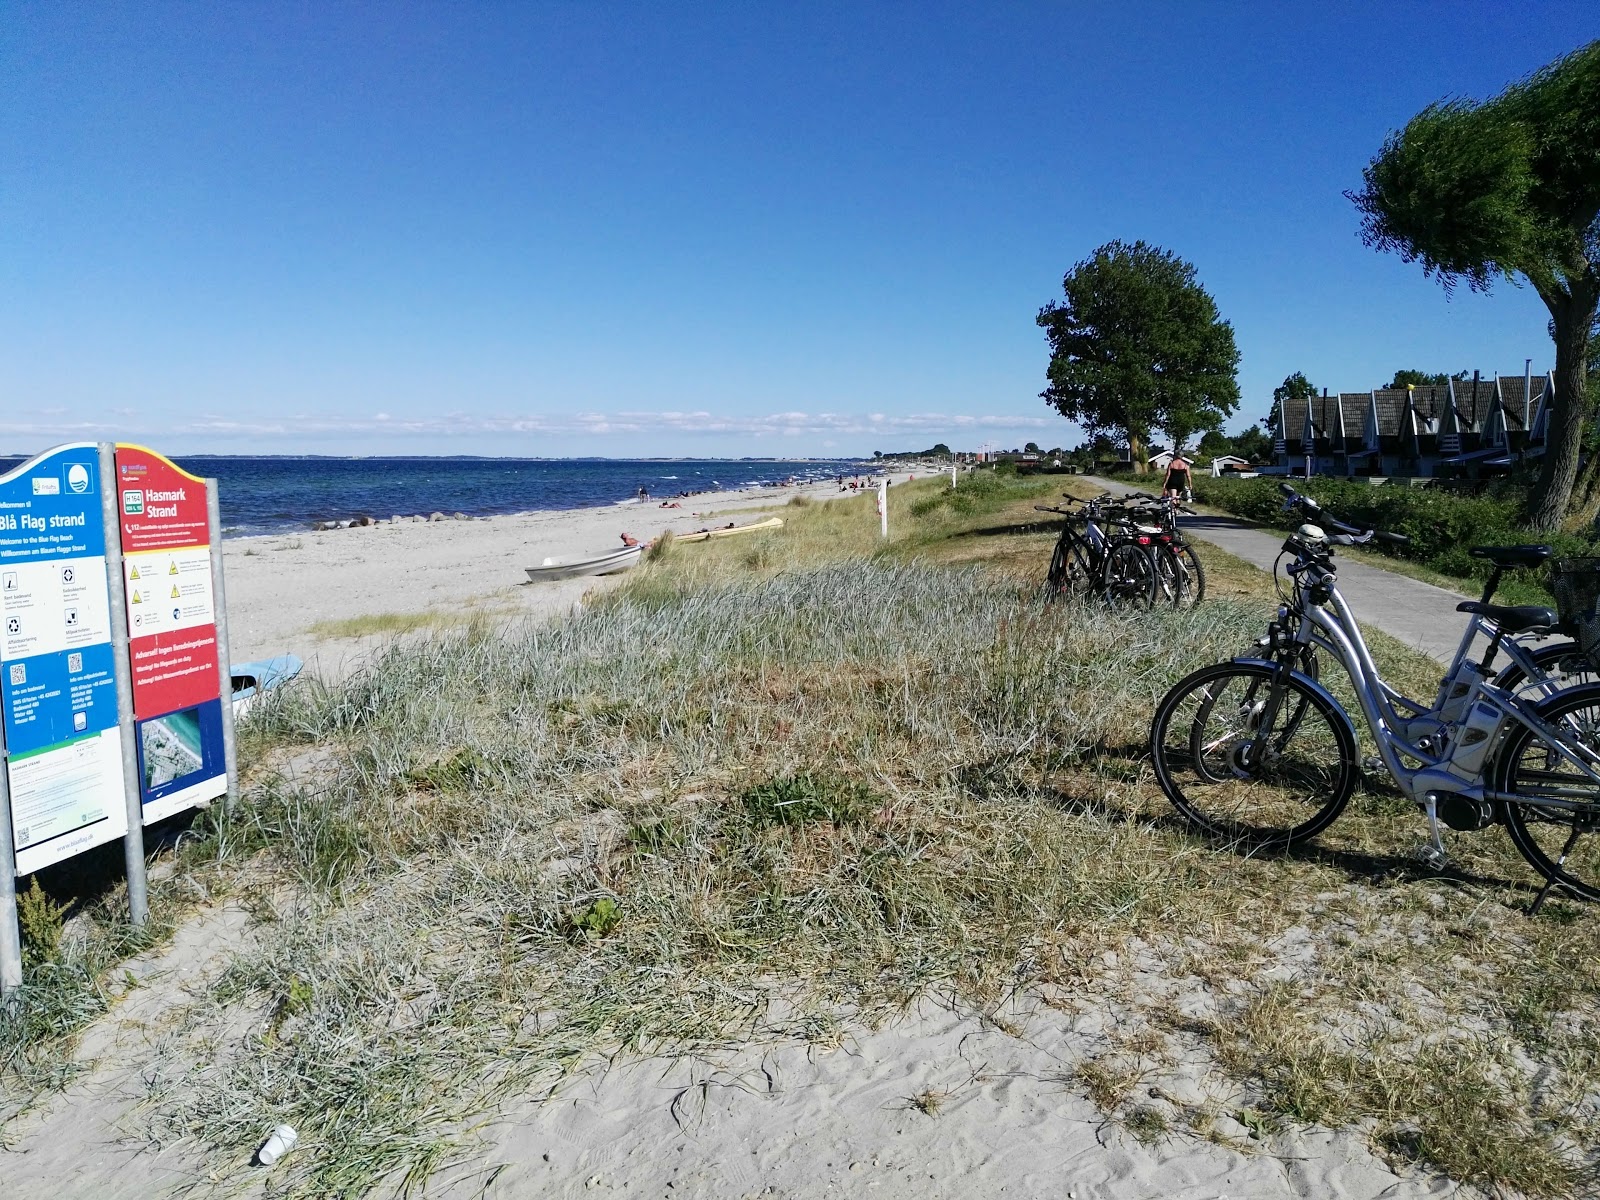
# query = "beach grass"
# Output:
<box><xmin>4</xmin><ymin>473</ymin><xmax>1598</xmax><ymax>1197</ymax></box>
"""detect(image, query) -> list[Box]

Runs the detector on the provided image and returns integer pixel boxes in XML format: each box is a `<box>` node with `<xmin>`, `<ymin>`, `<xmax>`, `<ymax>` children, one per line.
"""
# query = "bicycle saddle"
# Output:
<box><xmin>1455</xmin><ymin>600</ymin><xmax>1559</xmax><ymax>633</ymax></box>
<box><xmin>1468</xmin><ymin>544</ymin><xmax>1552</xmax><ymax>569</ymax></box>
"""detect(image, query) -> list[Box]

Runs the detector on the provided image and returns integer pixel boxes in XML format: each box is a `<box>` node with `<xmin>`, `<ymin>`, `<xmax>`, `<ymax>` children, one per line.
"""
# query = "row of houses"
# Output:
<box><xmin>1270</xmin><ymin>371</ymin><xmax>1553</xmax><ymax>478</ymax></box>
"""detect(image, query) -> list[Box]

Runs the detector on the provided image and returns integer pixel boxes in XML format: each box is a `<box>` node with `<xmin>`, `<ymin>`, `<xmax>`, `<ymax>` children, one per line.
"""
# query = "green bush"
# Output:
<box><xmin>1191</xmin><ymin>477</ymin><xmax>1596</xmax><ymax>602</ymax></box>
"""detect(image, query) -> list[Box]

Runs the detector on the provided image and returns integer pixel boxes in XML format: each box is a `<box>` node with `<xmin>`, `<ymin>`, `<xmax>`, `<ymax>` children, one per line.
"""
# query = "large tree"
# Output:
<box><xmin>1349</xmin><ymin>41</ymin><xmax>1600</xmax><ymax>530</ymax></box>
<box><xmin>1037</xmin><ymin>240</ymin><xmax>1240</xmax><ymax>470</ymax></box>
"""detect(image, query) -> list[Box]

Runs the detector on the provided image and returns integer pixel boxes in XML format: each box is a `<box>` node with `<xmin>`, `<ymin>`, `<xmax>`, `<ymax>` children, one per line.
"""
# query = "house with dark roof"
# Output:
<box><xmin>1270</xmin><ymin>371</ymin><xmax>1552</xmax><ymax>478</ymax></box>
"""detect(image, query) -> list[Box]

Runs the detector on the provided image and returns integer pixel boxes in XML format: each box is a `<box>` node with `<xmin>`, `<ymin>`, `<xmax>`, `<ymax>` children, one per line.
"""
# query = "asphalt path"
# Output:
<box><xmin>1084</xmin><ymin>476</ymin><xmax>1471</xmax><ymax>664</ymax></box>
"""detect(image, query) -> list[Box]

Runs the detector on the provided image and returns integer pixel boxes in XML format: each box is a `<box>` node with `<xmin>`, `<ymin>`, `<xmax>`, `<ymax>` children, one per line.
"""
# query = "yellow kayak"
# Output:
<box><xmin>677</xmin><ymin>516</ymin><xmax>784</xmax><ymax>543</ymax></box>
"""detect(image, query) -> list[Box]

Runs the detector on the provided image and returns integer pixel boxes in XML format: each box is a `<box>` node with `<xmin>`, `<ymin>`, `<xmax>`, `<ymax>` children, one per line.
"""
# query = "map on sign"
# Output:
<box><xmin>0</xmin><ymin>445</ymin><xmax>128</xmax><ymax>876</ymax></box>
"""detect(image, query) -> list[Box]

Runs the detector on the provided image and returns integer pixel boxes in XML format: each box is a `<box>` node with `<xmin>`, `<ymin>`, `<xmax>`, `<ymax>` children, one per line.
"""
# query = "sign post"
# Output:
<box><xmin>100</xmin><ymin>444</ymin><xmax>148</xmax><ymax>926</ymax></box>
<box><xmin>0</xmin><ymin>442</ymin><xmax>234</xmax><ymax>993</ymax></box>
<box><xmin>206</xmin><ymin>481</ymin><xmax>239</xmax><ymax>812</ymax></box>
<box><xmin>877</xmin><ymin>478</ymin><xmax>888</xmax><ymax>539</ymax></box>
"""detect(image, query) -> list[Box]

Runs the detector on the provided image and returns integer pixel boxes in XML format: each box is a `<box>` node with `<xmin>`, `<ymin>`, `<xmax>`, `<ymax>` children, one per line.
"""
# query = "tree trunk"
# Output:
<box><xmin>1527</xmin><ymin>291</ymin><xmax>1595</xmax><ymax>532</ymax></box>
<box><xmin>1128</xmin><ymin>430</ymin><xmax>1147</xmax><ymax>474</ymax></box>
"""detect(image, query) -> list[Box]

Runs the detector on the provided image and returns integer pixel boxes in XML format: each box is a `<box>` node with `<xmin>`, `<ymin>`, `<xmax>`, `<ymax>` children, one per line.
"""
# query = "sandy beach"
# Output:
<box><xmin>221</xmin><ymin>474</ymin><xmax>880</xmax><ymax>674</ymax></box>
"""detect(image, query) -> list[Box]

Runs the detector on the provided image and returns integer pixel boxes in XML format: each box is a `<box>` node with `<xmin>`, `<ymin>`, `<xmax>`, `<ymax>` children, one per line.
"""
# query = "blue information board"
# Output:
<box><xmin>0</xmin><ymin>445</ymin><xmax>129</xmax><ymax>876</ymax></box>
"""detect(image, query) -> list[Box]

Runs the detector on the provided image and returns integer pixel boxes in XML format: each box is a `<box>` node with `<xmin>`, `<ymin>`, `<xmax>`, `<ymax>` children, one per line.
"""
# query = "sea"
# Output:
<box><xmin>0</xmin><ymin>456</ymin><xmax>864</xmax><ymax>538</ymax></box>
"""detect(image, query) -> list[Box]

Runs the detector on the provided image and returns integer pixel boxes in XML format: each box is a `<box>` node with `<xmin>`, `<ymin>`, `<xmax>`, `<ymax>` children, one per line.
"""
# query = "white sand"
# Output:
<box><xmin>220</xmin><ymin>475</ymin><xmax>872</xmax><ymax>676</ymax></box>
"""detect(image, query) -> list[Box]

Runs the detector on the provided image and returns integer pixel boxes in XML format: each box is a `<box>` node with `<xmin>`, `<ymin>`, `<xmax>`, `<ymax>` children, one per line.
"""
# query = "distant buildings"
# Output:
<box><xmin>1270</xmin><ymin>371</ymin><xmax>1552</xmax><ymax>478</ymax></box>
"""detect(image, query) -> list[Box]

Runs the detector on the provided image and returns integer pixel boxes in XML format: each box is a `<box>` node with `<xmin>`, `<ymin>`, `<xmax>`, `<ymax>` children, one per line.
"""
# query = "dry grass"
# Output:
<box><xmin>3</xmin><ymin>471</ymin><xmax>1598</xmax><ymax>1197</ymax></box>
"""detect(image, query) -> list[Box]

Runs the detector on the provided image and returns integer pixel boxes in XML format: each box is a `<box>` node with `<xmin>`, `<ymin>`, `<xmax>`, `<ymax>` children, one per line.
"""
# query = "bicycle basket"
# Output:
<box><xmin>1552</xmin><ymin>558</ymin><xmax>1600</xmax><ymax>669</ymax></box>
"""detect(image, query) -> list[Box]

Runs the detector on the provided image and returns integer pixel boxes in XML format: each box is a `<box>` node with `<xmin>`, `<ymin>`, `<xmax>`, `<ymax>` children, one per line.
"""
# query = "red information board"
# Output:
<box><xmin>115</xmin><ymin>446</ymin><xmax>228</xmax><ymax>824</ymax></box>
<box><xmin>116</xmin><ymin>447</ymin><xmax>220</xmax><ymax>719</ymax></box>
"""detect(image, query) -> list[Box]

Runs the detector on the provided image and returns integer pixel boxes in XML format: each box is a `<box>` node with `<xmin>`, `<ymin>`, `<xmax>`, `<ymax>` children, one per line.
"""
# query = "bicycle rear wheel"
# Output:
<box><xmin>1154</xmin><ymin>541</ymin><xmax>1206</xmax><ymax>608</ymax></box>
<box><xmin>1150</xmin><ymin>660</ymin><xmax>1356</xmax><ymax>845</ymax></box>
<box><xmin>1493</xmin><ymin>683</ymin><xmax>1600</xmax><ymax>902</ymax></box>
<box><xmin>1103</xmin><ymin>540</ymin><xmax>1157</xmax><ymax>610</ymax></box>
<box><xmin>1493</xmin><ymin>639</ymin><xmax>1600</xmax><ymax>701</ymax></box>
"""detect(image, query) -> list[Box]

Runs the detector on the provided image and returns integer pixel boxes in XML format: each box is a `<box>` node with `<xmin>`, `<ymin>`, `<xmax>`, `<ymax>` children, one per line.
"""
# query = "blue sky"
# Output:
<box><xmin>4</xmin><ymin>2</ymin><xmax>1597</xmax><ymax>458</ymax></box>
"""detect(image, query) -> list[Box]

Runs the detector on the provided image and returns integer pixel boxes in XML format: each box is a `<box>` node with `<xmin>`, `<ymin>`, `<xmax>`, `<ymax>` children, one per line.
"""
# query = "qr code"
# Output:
<box><xmin>67</xmin><ymin>652</ymin><xmax>83</xmax><ymax>673</ymax></box>
<box><xmin>8</xmin><ymin>663</ymin><xmax>23</xmax><ymax>686</ymax></box>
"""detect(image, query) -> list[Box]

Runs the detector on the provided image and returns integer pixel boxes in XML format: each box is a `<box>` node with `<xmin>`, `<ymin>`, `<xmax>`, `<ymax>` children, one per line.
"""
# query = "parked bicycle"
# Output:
<box><xmin>1148</xmin><ymin>482</ymin><xmax>1600</xmax><ymax>912</ymax></box>
<box><xmin>1037</xmin><ymin>492</ymin><xmax>1204</xmax><ymax>610</ymax></box>
<box><xmin>1117</xmin><ymin>490</ymin><xmax>1206</xmax><ymax>608</ymax></box>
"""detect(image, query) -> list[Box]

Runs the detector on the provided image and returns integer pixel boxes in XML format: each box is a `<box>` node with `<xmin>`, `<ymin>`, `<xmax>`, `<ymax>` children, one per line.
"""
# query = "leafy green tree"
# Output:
<box><xmin>1349</xmin><ymin>42</ymin><xmax>1600</xmax><ymax>530</ymax></box>
<box><xmin>929</xmin><ymin>442</ymin><xmax>951</xmax><ymax>456</ymax></box>
<box><xmin>1234</xmin><ymin>424</ymin><xmax>1273</xmax><ymax>461</ymax></box>
<box><xmin>1024</xmin><ymin>441</ymin><xmax>1041</xmax><ymax>454</ymax></box>
<box><xmin>1198</xmin><ymin>429</ymin><xmax>1233</xmax><ymax>458</ymax></box>
<box><xmin>1273</xmin><ymin>372</ymin><xmax>1316</xmax><ymax>402</ymax></box>
<box><xmin>1267</xmin><ymin>372</ymin><xmax>1316</xmax><ymax>432</ymax></box>
<box><xmin>1384</xmin><ymin>369</ymin><xmax>1467</xmax><ymax>389</ymax></box>
<box><xmin>1037</xmin><ymin>240</ymin><xmax>1240</xmax><ymax>473</ymax></box>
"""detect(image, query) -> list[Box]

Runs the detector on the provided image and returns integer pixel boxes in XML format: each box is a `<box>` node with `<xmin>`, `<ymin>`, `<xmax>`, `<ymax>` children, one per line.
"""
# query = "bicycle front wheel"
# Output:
<box><xmin>1045</xmin><ymin>530</ymin><xmax>1095</xmax><ymax>599</ymax></box>
<box><xmin>1150</xmin><ymin>660</ymin><xmax>1356</xmax><ymax>845</ymax></box>
<box><xmin>1493</xmin><ymin>682</ymin><xmax>1600</xmax><ymax>902</ymax></box>
<box><xmin>1103</xmin><ymin>541</ymin><xmax>1157</xmax><ymax>610</ymax></box>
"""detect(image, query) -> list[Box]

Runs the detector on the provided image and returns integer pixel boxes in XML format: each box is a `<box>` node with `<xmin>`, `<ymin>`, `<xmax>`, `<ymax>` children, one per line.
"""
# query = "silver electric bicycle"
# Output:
<box><xmin>1149</xmin><ymin>483</ymin><xmax>1600</xmax><ymax>912</ymax></box>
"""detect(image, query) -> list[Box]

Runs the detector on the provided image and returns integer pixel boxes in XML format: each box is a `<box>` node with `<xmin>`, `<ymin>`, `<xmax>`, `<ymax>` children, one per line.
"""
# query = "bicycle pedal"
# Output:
<box><xmin>1414</xmin><ymin>843</ymin><xmax>1451</xmax><ymax>871</ymax></box>
<box><xmin>1361</xmin><ymin>755</ymin><xmax>1384</xmax><ymax>774</ymax></box>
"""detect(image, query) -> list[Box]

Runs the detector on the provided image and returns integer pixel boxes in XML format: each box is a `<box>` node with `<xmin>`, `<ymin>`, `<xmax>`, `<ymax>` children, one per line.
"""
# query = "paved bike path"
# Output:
<box><xmin>1085</xmin><ymin>476</ymin><xmax>1470</xmax><ymax>664</ymax></box>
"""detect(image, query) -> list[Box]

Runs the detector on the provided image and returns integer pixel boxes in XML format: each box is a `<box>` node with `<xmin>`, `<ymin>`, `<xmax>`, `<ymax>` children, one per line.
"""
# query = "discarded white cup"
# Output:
<box><xmin>256</xmin><ymin>1124</ymin><xmax>299</xmax><ymax>1166</ymax></box>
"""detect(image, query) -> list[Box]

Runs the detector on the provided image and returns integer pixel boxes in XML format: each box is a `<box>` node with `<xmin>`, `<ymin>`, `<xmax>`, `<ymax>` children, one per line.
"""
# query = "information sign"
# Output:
<box><xmin>115</xmin><ymin>447</ymin><xmax>227</xmax><ymax>824</ymax></box>
<box><xmin>0</xmin><ymin>444</ymin><xmax>128</xmax><ymax>875</ymax></box>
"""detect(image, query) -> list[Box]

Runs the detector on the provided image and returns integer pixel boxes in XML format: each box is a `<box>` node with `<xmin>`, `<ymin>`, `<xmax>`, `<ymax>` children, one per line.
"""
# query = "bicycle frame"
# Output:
<box><xmin>1263</xmin><ymin>554</ymin><xmax>1600</xmax><ymax>856</ymax></box>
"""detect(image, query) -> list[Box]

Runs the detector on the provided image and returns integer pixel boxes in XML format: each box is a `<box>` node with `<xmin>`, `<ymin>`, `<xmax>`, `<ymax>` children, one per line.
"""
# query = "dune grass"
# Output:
<box><xmin>4</xmin><ymin>473</ymin><xmax>1599</xmax><ymax>1197</ymax></box>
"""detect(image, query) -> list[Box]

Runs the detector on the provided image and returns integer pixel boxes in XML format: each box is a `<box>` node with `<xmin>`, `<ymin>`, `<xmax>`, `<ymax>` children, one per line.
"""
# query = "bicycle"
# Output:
<box><xmin>1118</xmin><ymin>490</ymin><xmax>1206</xmax><ymax>608</ymax></box>
<box><xmin>1037</xmin><ymin>495</ymin><xmax>1159</xmax><ymax>609</ymax></box>
<box><xmin>1148</xmin><ymin>483</ymin><xmax>1600</xmax><ymax>913</ymax></box>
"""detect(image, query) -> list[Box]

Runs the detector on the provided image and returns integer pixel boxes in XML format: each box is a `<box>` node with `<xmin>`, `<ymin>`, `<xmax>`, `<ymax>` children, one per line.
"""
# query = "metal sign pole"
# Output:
<box><xmin>206</xmin><ymin>481</ymin><xmax>239</xmax><ymax>812</ymax></box>
<box><xmin>878</xmin><ymin>478</ymin><xmax>888</xmax><ymax>539</ymax></box>
<box><xmin>0</xmin><ymin>742</ymin><xmax>21</xmax><ymax>993</ymax></box>
<box><xmin>101</xmin><ymin>443</ymin><xmax>148</xmax><ymax>927</ymax></box>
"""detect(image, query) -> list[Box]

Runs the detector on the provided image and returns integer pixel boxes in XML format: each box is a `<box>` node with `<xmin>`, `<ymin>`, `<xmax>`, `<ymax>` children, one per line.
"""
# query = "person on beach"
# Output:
<box><xmin>620</xmin><ymin>532</ymin><xmax>639</xmax><ymax>547</ymax></box>
<box><xmin>1162</xmin><ymin>454</ymin><xmax>1192</xmax><ymax>501</ymax></box>
<box><xmin>637</xmin><ymin>485</ymin><xmax>649</xmax><ymax>501</ymax></box>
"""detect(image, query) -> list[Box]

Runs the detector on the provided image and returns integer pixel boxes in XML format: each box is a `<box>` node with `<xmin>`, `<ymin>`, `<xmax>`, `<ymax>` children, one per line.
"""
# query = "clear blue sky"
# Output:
<box><xmin>4</xmin><ymin>2</ymin><xmax>1597</xmax><ymax>458</ymax></box>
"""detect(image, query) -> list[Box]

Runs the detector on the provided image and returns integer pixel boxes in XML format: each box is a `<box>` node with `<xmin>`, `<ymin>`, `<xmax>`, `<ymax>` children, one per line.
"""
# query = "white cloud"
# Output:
<box><xmin>115</xmin><ymin>408</ymin><xmax>1057</xmax><ymax>440</ymax></box>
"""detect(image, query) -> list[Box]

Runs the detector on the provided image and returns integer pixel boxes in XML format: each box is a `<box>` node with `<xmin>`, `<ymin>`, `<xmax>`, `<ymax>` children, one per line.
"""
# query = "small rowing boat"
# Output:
<box><xmin>676</xmin><ymin>516</ymin><xmax>784</xmax><ymax>544</ymax></box>
<box><xmin>524</xmin><ymin>543</ymin><xmax>643</xmax><ymax>582</ymax></box>
<box><xmin>231</xmin><ymin>654</ymin><xmax>304</xmax><ymax>718</ymax></box>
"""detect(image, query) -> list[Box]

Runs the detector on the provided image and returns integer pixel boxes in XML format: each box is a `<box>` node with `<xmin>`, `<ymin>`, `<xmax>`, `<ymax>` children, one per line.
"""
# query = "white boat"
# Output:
<box><xmin>524</xmin><ymin>543</ymin><xmax>643</xmax><ymax>582</ymax></box>
<box><xmin>676</xmin><ymin>516</ymin><xmax>784</xmax><ymax>543</ymax></box>
<box><xmin>231</xmin><ymin>654</ymin><xmax>303</xmax><ymax>718</ymax></box>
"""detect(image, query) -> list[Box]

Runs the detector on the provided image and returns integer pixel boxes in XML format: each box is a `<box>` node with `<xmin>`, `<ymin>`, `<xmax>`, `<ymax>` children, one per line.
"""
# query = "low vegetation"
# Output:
<box><xmin>3</xmin><ymin>474</ymin><xmax>1598</xmax><ymax>1197</ymax></box>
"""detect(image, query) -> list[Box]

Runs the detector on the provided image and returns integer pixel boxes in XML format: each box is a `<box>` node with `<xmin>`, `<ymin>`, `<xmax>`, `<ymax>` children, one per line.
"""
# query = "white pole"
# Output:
<box><xmin>101</xmin><ymin>443</ymin><xmax>148</xmax><ymax>928</ymax></box>
<box><xmin>0</xmin><ymin>727</ymin><xmax>20</xmax><ymax>993</ymax></box>
<box><xmin>207</xmin><ymin>481</ymin><xmax>240</xmax><ymax>813</ymax></box>
<box><xmin>951</xmin><ymin>461</ymin><xmax>957</xmax><ymax>487</ymax></box>
<box><xmin>878</xmin><ymin>478</ymin><xmax>888</xmax><ymax>538</ymax></box>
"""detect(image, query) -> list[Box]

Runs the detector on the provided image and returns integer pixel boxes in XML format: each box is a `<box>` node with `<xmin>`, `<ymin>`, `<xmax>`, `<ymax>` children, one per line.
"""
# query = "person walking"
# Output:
<box><xmin>1162</xmin><ymin>453</ymin><xmax>1193</xmax><ymax>501</ymax></box>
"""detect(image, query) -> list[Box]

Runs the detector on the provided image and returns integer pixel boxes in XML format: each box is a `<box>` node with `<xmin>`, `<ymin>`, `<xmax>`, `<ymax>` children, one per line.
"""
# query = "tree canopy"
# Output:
<box><xmin>1037</xmin><ymin>240</ymin><xmax>1240</xmax><ymax>466</ymax></box>
<box><xmin>1348</xmin><ymin>41</ymin><xmax>1600</xmax><ymax>530</ymax></box>
<box><xmin>1273</xmin><ymin>372</ymin><xmax>1316</xmax><ymax>402</ymax></box>
<box><xmin>1384</xmin><ymin>369</ymin><xmax>1468</xmax><ymax>389</ymax></box>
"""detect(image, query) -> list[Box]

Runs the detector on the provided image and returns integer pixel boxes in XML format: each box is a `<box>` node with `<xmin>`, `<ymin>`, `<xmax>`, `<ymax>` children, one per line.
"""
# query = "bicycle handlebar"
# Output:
<box><xmin>1278</xmin><ymin>483</ymin><xmax>1410</xmax><ymax>547</ymax></box>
